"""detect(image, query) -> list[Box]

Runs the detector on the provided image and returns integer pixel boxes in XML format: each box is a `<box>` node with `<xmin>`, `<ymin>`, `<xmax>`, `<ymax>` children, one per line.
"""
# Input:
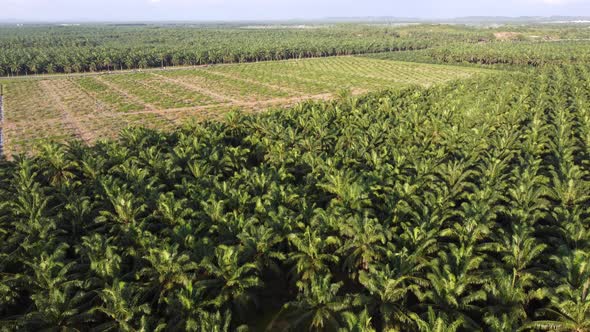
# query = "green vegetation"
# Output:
<box><xmin>2</xmin><ymin>22</ymin><xmax>590</xmax><ymax>331</ymax></box>
<box><xmin>364</xmin><ymin>40</ymin><xmax>590</xmax><ymax>67</ymax></box>
<box><xmin>76</xmin><ymin>77</ymin><xmax>145</xmax><ymax>112</ymax></box>
<box><xmin>2</xmin><ymin>23</ymin><xmax>588</xmax><ymax>76</ymax></box>
<box><xmin>2</xmin><ymin>64</ymin><xmax>590</xmax><ymax>331</ymax></box>
<box><xmin>0</xmin><ymin>25</ymin><xmax>435</xmax><ymax>76</ymax></box>
<box><xmin>0</xmin><ymin>57</ymin><xmax>487</xmax><ymax>156</ymax></box>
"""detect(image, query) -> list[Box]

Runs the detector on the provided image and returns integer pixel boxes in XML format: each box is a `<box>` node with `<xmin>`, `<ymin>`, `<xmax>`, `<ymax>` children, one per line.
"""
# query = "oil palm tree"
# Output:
<box><xmin>138</xmin><ymin>244</ymin><xmax>199</xmax><ymax>308</ymax></box>
<box><xmin>287</xmin><ymin>227</ymin><xmax>340</xmax><ymax>290</ymax></box>
<box><xmin>339</xmin><ymin>309</ymin><xmax>376</xmax><ymax>332</ymax></box>
<box><xmin>18</xmin><ymin>244</ymin><xmax>93</xmax><ymax>330</ymax></box>
<box><xmin>237</xmin><ymin>223</ymin><xmax>286</xmax><ymax>276</ymax></box>
<box><xmin>338</xmin><ymin>214</ymin><xmax>388</xmax><ymax>274</ymax></box>
<box><xmin>358</xmin><ymin>250</ymin><xmax>426</xmax><ymax>331</ymax></box>
<box><xmin>420</xmin><ymin>243</ymin><xmax>487</xmax><ymax>330</ymax></box>
<box><xmin>198</xmin><ymin>245</ymin><xmax>262</xmax><ymax>319</ymax></box>
<box><xmin>276</xmin><ymin>274</ymin><xmax>354</xmax><ymax>332</ymax></box>
<box><xmin>527</xmin><ymin>249</ymin><xmax>590</xmax><ymax>331</ymax></box>
<box><xmin>412</xmin><ymin>308</ymin><xmax>463</xmax><ymax>332</ymax></box>
<box><xmin>92</xmin><ymin>280</ymin><xmax>152</xmax><ymax>332</ymax></box>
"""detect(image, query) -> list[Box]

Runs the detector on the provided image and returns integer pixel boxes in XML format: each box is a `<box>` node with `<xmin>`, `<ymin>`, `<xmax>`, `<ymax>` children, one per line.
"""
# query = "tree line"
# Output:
<box><xmin>0</xmin><ymin>25</ymin><xmax>436</xmax><ymax>76</ymax></box>
<box><xmin>365</xmin><ymin>40</ymin><xmax>590</xmax><ymax>68</ymax></box>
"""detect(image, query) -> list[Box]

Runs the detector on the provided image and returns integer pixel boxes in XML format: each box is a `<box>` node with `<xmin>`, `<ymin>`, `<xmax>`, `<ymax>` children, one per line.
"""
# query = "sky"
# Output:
<box><xmin>0</xmin><ymin>0</ymin><xmax>589</xmax><ymax>22</ymax></box>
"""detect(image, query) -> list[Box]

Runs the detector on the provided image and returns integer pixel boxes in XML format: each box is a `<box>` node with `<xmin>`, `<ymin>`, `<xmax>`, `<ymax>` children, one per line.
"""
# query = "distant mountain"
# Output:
<box><xmin>322</xmin><ymin>16</ymin><xmax>590</xmax><ymax>24</ymax></box>
<box><xmin>447</xmin><ymin>16</ymin><xmax>590</xmax><ymax>23</ymax></box>
<box><xmin>323</xmin><ymin>16</ymin><xmax>422</xmax><ymax>22</ymax></box>
<box><xmin>1</xmin><ymin>16</ymin><xmax>589</xmax><ymax>26</ymax></box>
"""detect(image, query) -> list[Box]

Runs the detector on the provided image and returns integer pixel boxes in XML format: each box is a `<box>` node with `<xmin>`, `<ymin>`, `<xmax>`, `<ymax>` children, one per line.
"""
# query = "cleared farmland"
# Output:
<box><xmin>0</xmin><ymin>57</ymin><xmax>491</xmax><ymax>157</ymax></box>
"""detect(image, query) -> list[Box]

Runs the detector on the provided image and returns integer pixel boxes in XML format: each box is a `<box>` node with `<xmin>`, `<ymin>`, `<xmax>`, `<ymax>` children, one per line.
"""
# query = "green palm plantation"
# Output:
<box><xmin>2</xmin><ymin>63</ymin><xmax>590</xmax><ymax>331</ymax></box>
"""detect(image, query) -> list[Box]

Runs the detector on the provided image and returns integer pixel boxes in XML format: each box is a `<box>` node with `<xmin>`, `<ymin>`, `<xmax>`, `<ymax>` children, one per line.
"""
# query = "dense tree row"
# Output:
<box><xmin>3</xmin><ymin>23</ymin><xmax>589</xmax><ymax>76</ymax></box>
<box><xmin>2</xmin><ymin>65</ymin><xmax>590</xmax><ymax>331</ymax></box>
<box><xmin>366</xmin><ymin>40</ymin><xmax>590</xmax><ymax>68</ymax></box>
<box><xmin>425</xmin><ymin>41</ymin><xmax>590</xmax><ymax>66</ymax></box>
<box><xmin>0</xmin><ymin>25</ymin><xmax>436</xmax><ymax>76</ymax></box>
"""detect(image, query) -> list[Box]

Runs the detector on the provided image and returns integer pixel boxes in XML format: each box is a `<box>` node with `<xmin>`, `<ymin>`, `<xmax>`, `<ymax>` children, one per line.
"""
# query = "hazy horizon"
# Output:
<box><xmin>1</xmin><ymin>0</ymin><xmax>590</xmax><ymax>22</ymax></box>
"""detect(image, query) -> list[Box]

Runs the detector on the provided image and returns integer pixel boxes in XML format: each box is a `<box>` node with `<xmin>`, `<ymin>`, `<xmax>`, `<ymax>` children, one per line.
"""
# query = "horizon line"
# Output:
<box><xmin>2</xmin><ymin>15</ymin><xmax>590</xmax><ymax>24</ymax></box>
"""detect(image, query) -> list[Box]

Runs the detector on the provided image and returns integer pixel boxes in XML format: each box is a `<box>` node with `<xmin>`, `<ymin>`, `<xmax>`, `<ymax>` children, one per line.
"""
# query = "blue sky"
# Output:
<box><xmin>1</xmin><ymin>0</ymin><xmax>589</xmax><ymax>21</ymax></box>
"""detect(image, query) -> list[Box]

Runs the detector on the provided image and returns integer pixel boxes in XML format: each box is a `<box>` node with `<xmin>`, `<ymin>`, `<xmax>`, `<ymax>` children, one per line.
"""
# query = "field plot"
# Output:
<box><xmin>0</xmin><ymin>57</ymin><xmax>490</xmax><ymax>156</ymax></box>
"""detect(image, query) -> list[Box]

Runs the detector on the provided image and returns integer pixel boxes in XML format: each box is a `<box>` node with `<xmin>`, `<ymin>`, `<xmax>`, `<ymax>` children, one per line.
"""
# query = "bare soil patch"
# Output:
<box><xmin>494</xmin><ymin>32</ymin><xmax>523</xmax><ymax>41</ymax></box>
